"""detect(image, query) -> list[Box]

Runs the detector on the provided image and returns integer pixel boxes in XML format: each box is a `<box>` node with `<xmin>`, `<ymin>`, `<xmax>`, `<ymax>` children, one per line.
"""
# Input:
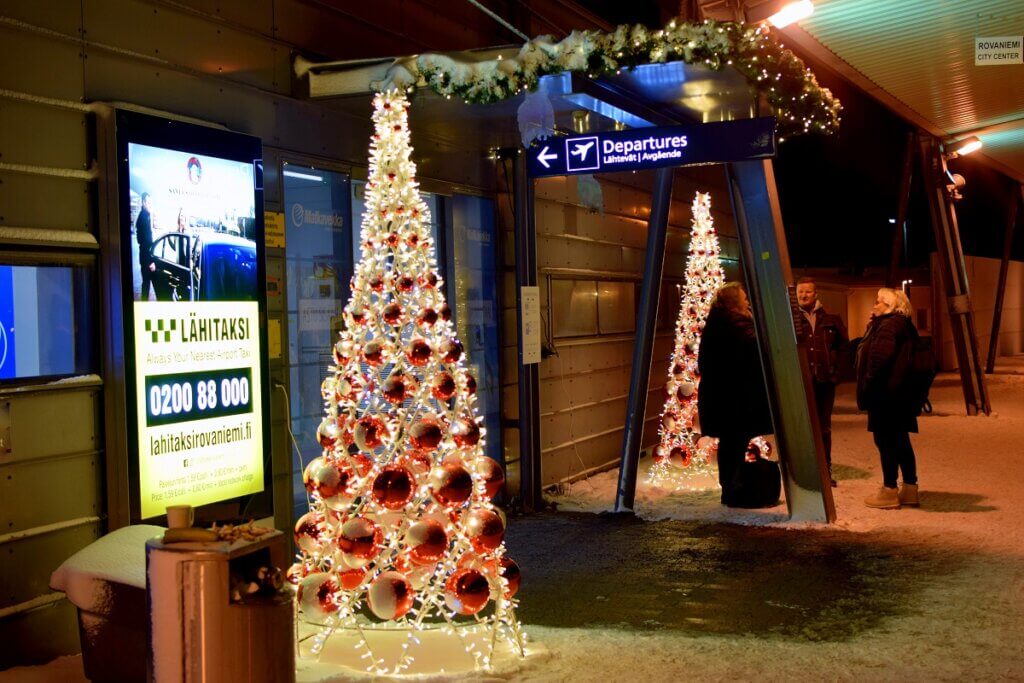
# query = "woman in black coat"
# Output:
<box><xmin>698</xmin><ymin>283</ymin><xmax>773</xmax><ymax>505</ymax></box>
<box><xmin>856</xmin><ymin>288</ymin><xmax>920</xmax><ymax>509</ymax></box>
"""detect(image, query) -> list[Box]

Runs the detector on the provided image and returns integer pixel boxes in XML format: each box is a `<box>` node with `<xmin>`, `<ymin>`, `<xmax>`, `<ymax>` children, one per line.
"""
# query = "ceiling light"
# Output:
<box><xmin>767</xmin><ymin>1</ymin><xmax>815</xmax><ymax>28</ymax></box>
<box><xmin>283</xmin><ymin>169</ymin><xmax>324</xmax><ymax>182</ymax></box>
<box><xmin>944</xmin><ymin>136</ymin><xmax>982</xmax><ymax>159</ymax></box>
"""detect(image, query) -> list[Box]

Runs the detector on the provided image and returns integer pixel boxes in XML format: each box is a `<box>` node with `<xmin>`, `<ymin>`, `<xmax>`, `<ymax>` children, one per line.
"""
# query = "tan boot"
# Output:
<box><xmin>864</xmin><ymin>486</ymin><xmax>900</xmax><ymax>509</ymax></box>
<box><xmin>898</xmin><ymin>483</ymin><xmax>920</xmax><ymax>506</ymax></box>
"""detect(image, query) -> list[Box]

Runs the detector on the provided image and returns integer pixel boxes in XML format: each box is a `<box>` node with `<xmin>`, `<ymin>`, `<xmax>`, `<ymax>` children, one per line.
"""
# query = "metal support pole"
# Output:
<box><xmin>887</xmin><ymin>132</ymin><xmax>915</xmax><ymax>287</ymax></box>
<box><xmin>918</xmin><ymin>133</ymin><xmax>990</xmax><ymax>414</ymax></box>
<box><xmin>726</xmin><ymin>159</ymin><xmax>834</xmax><ymax>522</ymax></box>
<box><xmin>986</xmin><ymin>185</ymin><xmax>1022</xmax><ymax>373</ymax></box>
<box><xmin>512</xmin><ymin>151</ymin><xmax>542</xmax><ymax>511</ymax></box>
<box><xmin>614</xmin><ymin>167</ymin><xmax>674</xmax><ymax>513</ymax></box>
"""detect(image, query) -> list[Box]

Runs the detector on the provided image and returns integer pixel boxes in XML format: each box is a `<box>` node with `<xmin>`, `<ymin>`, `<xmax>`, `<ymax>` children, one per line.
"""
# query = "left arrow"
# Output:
<box><xmin>536</xmin><ymin>146</ymin><xmax>558</xmax><ymax>169</ymax></box>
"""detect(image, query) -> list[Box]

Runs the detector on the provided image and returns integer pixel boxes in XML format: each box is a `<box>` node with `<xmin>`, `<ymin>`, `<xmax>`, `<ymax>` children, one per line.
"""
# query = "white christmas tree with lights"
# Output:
<box><xmin>290</xmin><ymin>90</ymin><xmax>524</xmax><ymax>675</ymax></box>
<box><xmin>649</xmin><ymin>192</ymin><xmax>725</xmax><ymax>488</ymax></box>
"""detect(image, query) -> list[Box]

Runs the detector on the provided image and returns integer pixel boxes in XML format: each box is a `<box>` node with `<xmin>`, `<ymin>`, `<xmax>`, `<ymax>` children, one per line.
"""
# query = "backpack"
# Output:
<box><xmin>901</xmin><ymin>329</ymin><xmax>938</xmax><ymax>415</ymax></box>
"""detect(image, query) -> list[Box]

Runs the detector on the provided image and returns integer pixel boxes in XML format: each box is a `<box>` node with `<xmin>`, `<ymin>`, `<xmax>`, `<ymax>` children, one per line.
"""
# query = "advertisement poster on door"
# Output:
<box><xmin>125</xmin><ymin>130</ymin><xmax>266</xmax><ymax>519</ymax></box>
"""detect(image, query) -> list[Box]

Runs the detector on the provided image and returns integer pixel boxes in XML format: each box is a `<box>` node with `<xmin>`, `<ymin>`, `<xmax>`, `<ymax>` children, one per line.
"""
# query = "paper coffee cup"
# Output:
<box><xmin>166</xmin><ymin>505</ymin><xmax>194</xmax><ymax>529</ymax></box>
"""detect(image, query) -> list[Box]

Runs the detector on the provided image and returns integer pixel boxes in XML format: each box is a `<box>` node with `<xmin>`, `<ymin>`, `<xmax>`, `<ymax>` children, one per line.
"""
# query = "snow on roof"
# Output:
<box><xmin>50</xmin><ymin>525</ymin><xmax>165</xmax><ymax>613</ymax></box>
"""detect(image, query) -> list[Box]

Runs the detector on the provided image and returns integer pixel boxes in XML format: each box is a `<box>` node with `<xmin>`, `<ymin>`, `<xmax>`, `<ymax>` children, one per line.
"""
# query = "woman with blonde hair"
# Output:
<box><xmin>856</xmin><ymin>287</ymin><xmax>920</xmax><ymax>509</ymax></box>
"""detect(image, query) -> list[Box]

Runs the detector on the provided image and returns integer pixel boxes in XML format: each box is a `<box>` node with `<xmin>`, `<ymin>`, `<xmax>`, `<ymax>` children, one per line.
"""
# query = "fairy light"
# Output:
<box><xmin>649</xmin><ymin>193</ymin><xmax>724</xmax><ymax>489</ymax></box>
<box><xmin>292</xmin><ymin>89</ymin><xmax>524</xmax><ymax>675</ymax></box>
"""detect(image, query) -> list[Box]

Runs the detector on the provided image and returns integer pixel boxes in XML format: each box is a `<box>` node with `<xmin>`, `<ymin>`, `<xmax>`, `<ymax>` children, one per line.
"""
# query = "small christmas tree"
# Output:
<box><xmin>650</xmin><ymin>192</ymin><xmax>725</xmax><ymax>487</ymax></box>
<box><xmin>290</xmin><ymin>90</ymin><xmax>524</xmax><ymax>674</ymax></box>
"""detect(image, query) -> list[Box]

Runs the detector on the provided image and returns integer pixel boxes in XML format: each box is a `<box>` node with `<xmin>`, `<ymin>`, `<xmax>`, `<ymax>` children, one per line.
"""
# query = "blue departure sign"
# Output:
<box><xmin>527</xmin><ymin>117</ymin><xmax>776</xmax><ymax>178</ymax></box>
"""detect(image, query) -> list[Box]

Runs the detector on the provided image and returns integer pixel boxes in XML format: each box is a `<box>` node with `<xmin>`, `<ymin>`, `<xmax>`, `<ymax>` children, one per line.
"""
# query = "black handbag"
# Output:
<box><xmin>729</xmin><ymin>456</ymin><xmax>781</xmax><ymax>509</ymax></box>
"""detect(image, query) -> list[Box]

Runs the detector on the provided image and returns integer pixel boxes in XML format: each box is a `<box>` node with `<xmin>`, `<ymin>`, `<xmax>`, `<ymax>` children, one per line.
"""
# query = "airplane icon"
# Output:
<box><xmin>570</xmin><ymin>141</ymin><xmax>595</xmax><ymax>160</ymax></box>
<box><xmin>565</xmin><ymin>135</ymin><xmax>600</xmax><ymax>172</ymax></box>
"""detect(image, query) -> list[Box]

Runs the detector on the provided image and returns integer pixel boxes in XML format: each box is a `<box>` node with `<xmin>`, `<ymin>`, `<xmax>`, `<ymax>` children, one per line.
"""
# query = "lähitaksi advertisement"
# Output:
<box><xmin>127</xmin><ymin>141</ymin><xmax>264</xmax><ymax>518</ymax></box>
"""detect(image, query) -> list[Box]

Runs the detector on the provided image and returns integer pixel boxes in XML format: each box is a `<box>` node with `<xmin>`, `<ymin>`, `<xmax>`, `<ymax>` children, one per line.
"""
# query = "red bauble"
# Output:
<box><xmin>444</xmin><ymin>568</ymin><xmax>490</xmax><ymax>615</ymax></box>
<box><xmin>439</xmin><ymin>304</ymin><xmax>452</xmax><ymax>322</ymax></box>
<box><xmin>440</xmin><ymin>339</ymin><xmax>463</xmax><ymax>364</ymax></box>
<box><xmin>451</xmin><ymin>417</ymin><xmax>481</xmax><ymax>448</ymax></box>
<box><xmin>344</xmin><ymin>451</ymin><xmax>375</xmax><ymax>477</ymax></box>
<box><xmin>675</xmin><ymin>382</ymin><xmax>696</xmax><ymax>401</ymax></box>
<box><xmin>660</xmin><ymin>445</ymin><xmax>691</xmax><ymax>468</ymax></box>
<box><xmin>350</xmin><ymin>308</ymin><xmax>367</xmax><ymax>326</ymax></box>
<box><xmin>338</xmin><ymin>568</ymin><xmax>366</xmax><ymax>590</ymax></box>
<box><xmin>367</xmin><ymin>571</ymin><xmax>414</xmax><ymax>621</ymax></box>
<box><xmin>369</xmin><ymin>275</ymin><xmax>385</xmax><ymax>292</ymax></box>
<box><xmin>405</xmin><ymin>519</ymin><xmax>448</xmax><ymax>565</ymax></box>
<box><xmin>409</xmin><ymin>418</ymin><xmax>443</xmax><ymax>451</ymax></box>
<box><xmin>407</xmin><ymin>338</ymin><xmax>432</xmax><ymax>366</ymax></box>
<box><xmin>419</xmin><ymin>272</ymin><xmax>438</xmax><ymax>289</ymax></box>
<box><xmin>362</xmin><ymin>340</ymin><xmax>385</xmax><ymax>366</ymax></box>
<box><xmin>430</xmin><ymin>463</ymin><xmax>473</xmax><ymax>507</ymax></box>
<box><xmin>464</xmin><ymin>508</ymin><xmax>505</xmax><ymax>554</ymax></box>
<box><xmin>294</xmin><ymin>512</ymin><xmax>324</xmax><ymax>553</ymax></box>
<box><xmin>298</xmin><ymin>573</ymin><xmax>340</xmax><ymax>620</ymax></box>
<box><xmin>403</xmin><ymin>450</ymin><xmax>433</xmax><ymax>476</ymax></box>
<box><xmin>371</xmin><ymin>465</ymin><xmax>415</xmax><ymax>510</ymax></box>
<box><xmin>417</xmin><ymin>308</ymin><xmax>439</xmax><ymax>327</ymax></box>
<box><xmin>477</xmin><ymin>457</ymin><xmax>505</xmax><ymax>499</ymax></box>
<box><xmin>354</xmin><ymin>416</ymin><xmax>388</xmax><ymax>451</ymax></box>
<box><xmin>337</xmin><ymin>517</ymin><xmax>382</xmax><ymax>560</ymax></box>
<box><xmin>386</xmin><ymin>232</ymin><xmax>399</xmax><ymax>247</ymax></box>
<box><xmin>382</xmin><ymin>303</ymin><xmax>403</xmax><ymax>325</ymax></box>
<box><xmin>333</xmin><ymin>340</ymin><xmax>348</xmax><ymax>366</ymax></box>
<box><xmin>406</xmin><ymin>233</ymin><xmax>419</xmax><ymax>248</ymax></box>
<box><xmin>396</xmin><ymin>275</ymin><xmax>415</xmax><ymax>292</ymax></box>
<box><xmin>286</xmin><ymin>562</ymin><xmax>310</xmax><ymax>585</ymax></box>
<box><xmin>312</xmin><ymin>460</ymin><xmax>355</xmax><ymax>500</ymax></box>
<box><xmin>317</xmin><ymin>419</ymin><xmax>341</xmax><ymax>448</ymax></box>
<box><xmin>382</xmin><ymin>374</ymin><xmax>410</xmax><ymax>404</ymax></box>
<box><xmin>302</xmin><ymin>456</ymin><xmax>326</xmax><ymax>493</ymax></box>
<box><xmin>465</xmin><ymin>374</ymin><xmax>477</xmax><ymax>395</ymax></box>
<box><xmin>672</xmin><ymin>363</ymin><xmax>685</xmax><ymax>376</ymax></box>
<box><xmin>498</xmin><ymin>557</ymin><xmax>521</xmax><ymax>598</ymax></box>
<box><xmin>431</xmin><ymin>372</ymin><xmax>456</xmax><ymax>401</ymax></box>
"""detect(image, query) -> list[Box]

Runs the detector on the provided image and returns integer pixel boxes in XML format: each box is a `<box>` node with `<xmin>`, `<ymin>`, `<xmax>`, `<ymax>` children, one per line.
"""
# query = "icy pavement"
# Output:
<box><xmin>5</xmin><ymin>365</ymin><xmax>1024</xmax><ymax>682</ymax></box>
<box><xmin>517</xmin><ymin>364</ymin><xmax>1024</xmax><ymax>681</ymax></box>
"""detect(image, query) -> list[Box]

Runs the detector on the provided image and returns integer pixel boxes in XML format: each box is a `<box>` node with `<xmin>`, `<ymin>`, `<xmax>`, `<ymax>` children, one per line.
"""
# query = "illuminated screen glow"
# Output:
<box><xmin>127</xmin><ymin>141</ymin><xmax>265</xmax><ymax>519</ymax></box>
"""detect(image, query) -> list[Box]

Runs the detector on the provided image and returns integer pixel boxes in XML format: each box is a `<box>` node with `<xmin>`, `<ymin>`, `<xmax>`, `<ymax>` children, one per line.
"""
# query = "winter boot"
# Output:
<box><xmin>864</xmin><ymin>486</ymin><xmax>900</xmax><ymax>509</ymax></box>
<box><xmin>898</xmin><ymin>483</ymin><xmax>920</xmax><ymax>506</ymax></box>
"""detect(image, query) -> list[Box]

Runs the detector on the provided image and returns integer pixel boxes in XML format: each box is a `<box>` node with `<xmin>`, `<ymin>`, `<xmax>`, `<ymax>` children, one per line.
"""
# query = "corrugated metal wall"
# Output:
<box><xmin>499</xmin><ymin>168</ymin><xmax>742</xmax><ymax>491</ymax></box>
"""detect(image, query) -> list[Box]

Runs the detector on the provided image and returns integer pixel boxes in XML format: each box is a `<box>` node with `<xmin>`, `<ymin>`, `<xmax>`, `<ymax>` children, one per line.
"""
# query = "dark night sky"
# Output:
<box><xmin>774</xmin><ymin>44</ymin><xmax>1022</xmax><ymax>270</ymax></box>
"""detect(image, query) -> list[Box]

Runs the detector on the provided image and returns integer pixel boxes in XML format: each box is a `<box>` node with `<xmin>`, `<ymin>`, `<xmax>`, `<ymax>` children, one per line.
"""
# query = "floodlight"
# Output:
<box><xmin>944</xmin><ymin>136</ymin><xmax>982</xmax><ymax>159</ymax></box>
<box><xmin>767</xmin><ymin>1</ymin><xmax>815</xmax><ymax>28</ymax></box>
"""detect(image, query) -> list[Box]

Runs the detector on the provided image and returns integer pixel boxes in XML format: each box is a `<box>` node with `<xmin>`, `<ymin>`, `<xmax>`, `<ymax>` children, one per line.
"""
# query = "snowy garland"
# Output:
<box><xmin>376</xmin><ymin>19</ymin><xmax>841</xmax><ymax>139</ymax></box>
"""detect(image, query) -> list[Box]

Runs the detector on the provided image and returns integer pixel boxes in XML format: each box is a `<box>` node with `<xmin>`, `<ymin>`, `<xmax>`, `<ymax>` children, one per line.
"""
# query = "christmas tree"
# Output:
<box><xmin>290</xmin><ymin>90</ymin><xmax>524</xmax><ymax>675</ymax></box>
<box><xmin>650</xmin><ymin>192</ymin><xmax>725</xmax><ymax>487</ymax></box>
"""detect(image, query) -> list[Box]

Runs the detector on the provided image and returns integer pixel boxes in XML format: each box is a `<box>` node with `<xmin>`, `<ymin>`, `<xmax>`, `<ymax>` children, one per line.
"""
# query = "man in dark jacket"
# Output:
<box><xmin>795</xmin><ymin>277</ymin><xmax>848</xmax><ymax>486</ymax></box>
<box><xmin>698</xmin><ymin>282</ymin><xmax>773</xmax><ymax>505</ymax></box>
<box><xmin>136</xmin><ymin>192</ymin><xmax>155</xmax><ymax>300</ymax></box>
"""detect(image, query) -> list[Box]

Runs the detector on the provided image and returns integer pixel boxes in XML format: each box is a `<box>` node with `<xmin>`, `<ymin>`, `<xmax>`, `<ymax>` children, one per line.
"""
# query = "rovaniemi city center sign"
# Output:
<box><xmin>526</xmin><ymin>117</ymin><xmax>776</xmax><ymax>178</ymax></box>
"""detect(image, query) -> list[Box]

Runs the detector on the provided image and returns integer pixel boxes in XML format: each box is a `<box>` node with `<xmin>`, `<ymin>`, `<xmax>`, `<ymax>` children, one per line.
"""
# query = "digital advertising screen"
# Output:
<box><xmin>115</xmin><ymin>110</ymin><xmax>269</xmax><ymax>521</ymax></box>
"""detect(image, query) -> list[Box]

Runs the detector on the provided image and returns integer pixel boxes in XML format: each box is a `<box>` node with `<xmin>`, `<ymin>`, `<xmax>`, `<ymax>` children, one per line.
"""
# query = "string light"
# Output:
<box><xmin>649</xmin><ymin>193</ymin><xmax>723</xmax><ymax>488</ymax></box>
<box><xmin>292</xmin><ymin>89</ymin><xmax>525</xmax><ymax>675</ymax></box>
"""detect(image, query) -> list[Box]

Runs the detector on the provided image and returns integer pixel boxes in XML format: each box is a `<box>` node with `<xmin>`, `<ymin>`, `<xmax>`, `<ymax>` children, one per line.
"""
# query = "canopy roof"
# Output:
<box><xmin>780</xmin><ymin>0</ymin><xmax>1024</xmax><ymax>182</ymax></box>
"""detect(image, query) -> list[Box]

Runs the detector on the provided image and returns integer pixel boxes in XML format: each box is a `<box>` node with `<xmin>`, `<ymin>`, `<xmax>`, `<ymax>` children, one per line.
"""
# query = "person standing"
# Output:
<box><xmin>795</xmin><ymin>277</ymin><xmax>848</xmax><ymax>487</ymax></box>
<box><xmin>698</xmin><ymin>282</ymin><xmax>774</xmax><ymax>505</ymax></box>
<box><xmin>136</xmin><ymin>193</ymin><xmax>156</xmax><ymax>301</ymax></box>
<box><xmin>856</xmin><ymin>288</ymin><xmax>920</xmax><ymax>509</ymax></box>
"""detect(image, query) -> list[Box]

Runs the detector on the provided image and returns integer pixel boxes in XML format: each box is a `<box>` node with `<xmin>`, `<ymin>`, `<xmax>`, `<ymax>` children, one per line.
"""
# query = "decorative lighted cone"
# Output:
<box><xmin>649</xmin><ymin>193</ymin><xmax>725</xmax><ymax>488</ymax></box>
<box><xmin>291</xmin><ymin>90</ymin><xmax>525</xmax><ymax>675</ymax></box>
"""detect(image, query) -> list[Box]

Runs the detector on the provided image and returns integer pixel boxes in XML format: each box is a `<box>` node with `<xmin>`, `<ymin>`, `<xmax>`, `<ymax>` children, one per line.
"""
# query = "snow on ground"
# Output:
<box><xmin>7</xmin><ymin>363</ymin><xmax>1024</xmax><ymax>682</ymax></box>
<box><xmin>551</xmin><ymin>364</ymin><xmax>1024</xmax><ymax>556</ymax></box>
